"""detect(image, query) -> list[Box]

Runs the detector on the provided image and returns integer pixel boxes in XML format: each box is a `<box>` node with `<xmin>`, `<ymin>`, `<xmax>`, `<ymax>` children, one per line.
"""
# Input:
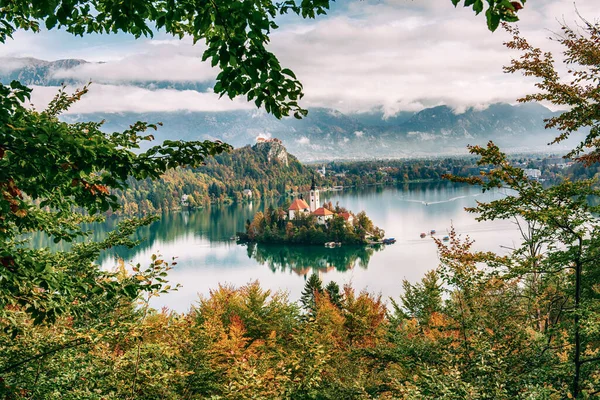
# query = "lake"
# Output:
<box><xmin>90</xmin><ymin>182</ymin><xmax>521</xmax><ymax>312</ymax></box>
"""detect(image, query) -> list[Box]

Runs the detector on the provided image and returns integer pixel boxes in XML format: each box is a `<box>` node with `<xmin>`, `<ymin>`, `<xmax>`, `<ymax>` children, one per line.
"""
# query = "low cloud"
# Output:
<box><xmin>53</xmin><ymin>53</ymin><xmax>216</xmax><ymax>83</ymax></box>
<box><xmin>268</xmin><ymin>0</ymin><xmax>595</xmax><ymax>115</ymax></box>
<box><xmin>256</xmin><ymin>132</ymin><xmax>272</xmax><ymax>141</ymax></box>
<box><xmin>27</xmin><ymin>84</ymin><xmax>252</xmax><ymax>114</ymax></box>
<box><xmin>0</xmin><ymin>57</ymin><xmax>31</xmax><ymax>73</ymax></box>
<box><xmin>354</xmin><ymin>131</ymin><xmax>364</xmax><ymax>137</ymax></box>
<box><xmin>296</xmin><ymin>136</ymin><xmax>311</xmax><ymax>145</ymax></box>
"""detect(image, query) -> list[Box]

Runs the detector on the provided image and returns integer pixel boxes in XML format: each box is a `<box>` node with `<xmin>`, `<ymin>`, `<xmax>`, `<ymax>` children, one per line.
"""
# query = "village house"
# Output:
<box><xmin>180</xmin><ymin>194</ymin><xmax>189</xmax><ymax>206</ymax></box>
<box><xmin>338</xmin><ymin>212</ymin><xmax>354</xmax><ymax>225</ymax></box>
<box><xmin>524</xmin><ymin>168</ymin><xmax>542</xmax><ymax>180</ymax></box>
<box><xmin>313</xmin><ymin>207</ymin><xmax>334</xmax><ymax>225</ymax></box>
<box><xmin>288</xmin><ymin>198</ymin><xmax>310</xmax><ymax>220</ymax></box>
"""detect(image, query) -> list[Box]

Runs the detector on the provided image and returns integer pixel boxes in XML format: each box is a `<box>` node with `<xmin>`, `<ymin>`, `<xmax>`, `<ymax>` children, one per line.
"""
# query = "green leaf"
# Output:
<box><xmin>281</xmin><ymin>68</ymin><xmax>297</xmax><ymax>79</ymax></box>
<box><xmin>45</xmin><ymin>15</ymin><xmax>58</xmax><ymax>30</ymax></box>
<box><xmin>486</xmin><ymin>8</ymin><xmax>501</xmax><ymax>31</ymax></box>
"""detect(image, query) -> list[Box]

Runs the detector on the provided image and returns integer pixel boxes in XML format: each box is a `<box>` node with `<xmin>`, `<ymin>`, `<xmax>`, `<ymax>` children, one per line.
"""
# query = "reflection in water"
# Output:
<box><xmin>26</xmin><ymin>182</ymin><xmax>525</xmax><ymax>312</ymax></box>
<box><xmin>245</xmin><ymin>243</ymin><xmax>383</xmax><ymax>277</ymax></box>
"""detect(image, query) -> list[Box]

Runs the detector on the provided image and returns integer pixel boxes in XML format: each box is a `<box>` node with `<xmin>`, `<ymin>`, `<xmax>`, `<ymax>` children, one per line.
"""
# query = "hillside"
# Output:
<box><xmin>1</xmin><ymin>57</ymin><xmax>579</xmax><ymax>161</ymax></box>
<box><xmin>113</xmin><ymin>139</ymin><xmax>315</xmax><ymax>214</ymax></box>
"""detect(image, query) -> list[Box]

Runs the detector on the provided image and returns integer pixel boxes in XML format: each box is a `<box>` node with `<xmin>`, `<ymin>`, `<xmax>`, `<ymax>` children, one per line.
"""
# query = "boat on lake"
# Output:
<box><xmin>382</xmin><ymin>238</ymin><xmax>396</xmax><ymax>244</ymax></box>
<box><xmin>430</xmin><ymin>229</ymin><xmax>436</xmax><ymax>235</ymax></box>
<box><xmin>443</xmin><ymin>236</ymin><xmax>450</xmax><ymax>241</ymax></box>
<box><xmin>420</xmin><ymin>232</ymin><xmax>427</xmax><ymax>238</ymax></box>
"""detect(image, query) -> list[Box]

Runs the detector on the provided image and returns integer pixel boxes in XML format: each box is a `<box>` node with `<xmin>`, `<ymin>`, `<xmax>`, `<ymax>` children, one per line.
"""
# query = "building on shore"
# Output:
<box><xmin>287</xmin><ymin>179</ymin><xmax>351</xmax><ymax>225</ymax></box>
<box><xmin>288</xmin><ymin>198</ymin><xmax>310</xmax><ymax>220</ymax></box>
<box><xmin>338</xmin><ymin>212</ymin><xmax>354</xmax><ymax>225</ymax></box>
<box><xmin>313</xmin><ymin>207</ymin><xmax>334</xmax><ymax>225</ymax></box>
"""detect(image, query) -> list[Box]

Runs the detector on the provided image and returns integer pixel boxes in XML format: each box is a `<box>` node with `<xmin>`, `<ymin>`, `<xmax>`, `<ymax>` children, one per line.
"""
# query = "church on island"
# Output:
<box><xmin>288</xmin><ymin>178</ymin><xmax>352</xmax><ymax>225</ymax></box>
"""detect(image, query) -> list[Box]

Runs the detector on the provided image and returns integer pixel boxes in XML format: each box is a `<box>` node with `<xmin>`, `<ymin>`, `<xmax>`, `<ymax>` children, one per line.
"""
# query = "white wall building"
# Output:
<box><xmin>288</xmin><ymin>198</ymin><xmax>310</xmax><ymax>220</ymax></box>
<box><xmin>313</xmin><ymin>207</ymin><xmax>334</xmax><ymax>225</ymax></box>
<box><xmin>524</xmin><ymin>168</ymin><xmax>542</xmax><ymax>180</ymax></box>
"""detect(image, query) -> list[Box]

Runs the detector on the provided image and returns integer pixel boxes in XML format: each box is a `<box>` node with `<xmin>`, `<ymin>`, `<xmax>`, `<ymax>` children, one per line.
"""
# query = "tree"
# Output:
<box><xmin>503</xmin><ymin>21</ymin><xmax>600</xmax><ymax>164</ymax></box>
<box><xmin>450</xmin><ymin>143</ymin><xmax>600</xmax><ymax>398</ymax></box>
<box><xmin>325</xmin><ymin>281</ymin><xmax>343</xmax><ymax>309</ymax></box>
<box><xmin>498</xmin><ymin>19</ymin><xmax>600</xmax><ymax>397</ymax></box>
<box><xmin>0</xmin><ymin>84</ymin><xmax>230</xmax><ymax>328</ymax></box>
<box><xmin>392</xmin><ymin>270</ymin><xmax>443</xmax><ymax>325</ymax></box>
<box><xmin>300</xmin><ymin>273</ymin><xmax>323</xmax><ymax>316</ymax></box>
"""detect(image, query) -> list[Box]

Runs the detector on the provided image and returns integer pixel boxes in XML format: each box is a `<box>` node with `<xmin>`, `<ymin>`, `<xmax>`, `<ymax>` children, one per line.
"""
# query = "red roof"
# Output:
<box><xmin>289</xmin><ymin>198</ymin><xmax>310</xmax><ymax>211</ymax></box>
<box><xmin>339</xmin><ymin>212</ymin><xmax>353</xmax><ymax>221</ymax></box>
<box><xmin>313</xmin><ymin>207</ymin><xmax>334</xmax><ymax>216</ymax></box>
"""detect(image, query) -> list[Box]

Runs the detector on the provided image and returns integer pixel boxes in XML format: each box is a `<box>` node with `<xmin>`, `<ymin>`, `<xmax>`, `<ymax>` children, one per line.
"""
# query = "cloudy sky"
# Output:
<box><xmin>0</xmin><ymin>0</ymin><xmax>596</xmax><ymax>116</ymax></box>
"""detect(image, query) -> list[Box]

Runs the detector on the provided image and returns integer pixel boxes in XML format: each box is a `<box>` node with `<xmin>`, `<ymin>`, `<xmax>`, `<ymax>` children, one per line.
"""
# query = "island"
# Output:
<box><xmin>238</xmin><ymin>178</ymin><xmax>385</xmax><ymax>245</ymax></box>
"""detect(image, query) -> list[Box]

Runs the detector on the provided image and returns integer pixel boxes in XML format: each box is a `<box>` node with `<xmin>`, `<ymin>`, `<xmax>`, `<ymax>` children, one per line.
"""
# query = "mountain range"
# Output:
<box><xmin>1</xmin><ymin>57</ymin><xmax>576</xmax><ymax>161</ymax></box>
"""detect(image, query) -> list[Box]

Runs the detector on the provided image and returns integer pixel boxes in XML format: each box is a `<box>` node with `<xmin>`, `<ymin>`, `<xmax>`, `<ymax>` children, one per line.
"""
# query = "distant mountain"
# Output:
<box><xmin>1</xmin><ymin>56</ymin><xmax>574</xmax><ymax>161</ymax></box>
<box><xmin>56</xmin><ymin>103</ymin><xmax>566</xmax><ymax>161</ymax></box>
<box><xmin>0</xmin><ymin>56</ymin><xmax>212</xmax><ymax>91</ymax></box>
<box><xmin>0</xmin><ymin>57</ymin><xmax>87</xmax><ymax>86</ymax></box>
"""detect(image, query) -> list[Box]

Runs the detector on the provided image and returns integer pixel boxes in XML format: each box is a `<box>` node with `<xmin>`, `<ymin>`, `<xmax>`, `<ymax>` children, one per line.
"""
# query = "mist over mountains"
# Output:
<box><xmin>1</xmin><ymin>57</ymin><xmax>575</xmax><ymax>161</ymax></box>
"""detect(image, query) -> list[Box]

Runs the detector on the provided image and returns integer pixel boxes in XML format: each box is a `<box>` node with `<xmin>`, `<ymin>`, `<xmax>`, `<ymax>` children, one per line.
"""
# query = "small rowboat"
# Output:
<box><xmin>420</xmin><ymin>233</ymin><xmax>427</xmax><ymax>238</ymax></box>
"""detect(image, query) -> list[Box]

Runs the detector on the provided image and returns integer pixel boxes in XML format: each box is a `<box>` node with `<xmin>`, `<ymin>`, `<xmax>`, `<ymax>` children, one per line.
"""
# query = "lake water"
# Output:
<box><xmin>94</xmin><ymin>182</ymin><xmax>521</xmax><ymax>312</ymax></box>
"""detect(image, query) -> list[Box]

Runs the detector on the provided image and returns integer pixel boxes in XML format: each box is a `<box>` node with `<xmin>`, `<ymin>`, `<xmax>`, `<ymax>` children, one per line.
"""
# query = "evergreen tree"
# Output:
<box><xmin>325</xmin><ymin>281</ymin><xmax>343</xmax><ymax>309</ymax></box>
<box><xmin>300</xmin><ymin>273</ymin><xmax>323</xmax><ymax>316</ymax></box>
<box><xmin>393</xmin><ymin>270</ymin><xmax>443</xmax><ymax>325</ymax></box>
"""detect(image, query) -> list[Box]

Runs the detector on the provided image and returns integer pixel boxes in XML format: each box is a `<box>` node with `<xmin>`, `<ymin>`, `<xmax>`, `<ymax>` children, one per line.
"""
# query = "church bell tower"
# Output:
<box><xmin>309</xmin><ymin>175</ymin><xmax>319</xmax><ymax>212</ymax></box>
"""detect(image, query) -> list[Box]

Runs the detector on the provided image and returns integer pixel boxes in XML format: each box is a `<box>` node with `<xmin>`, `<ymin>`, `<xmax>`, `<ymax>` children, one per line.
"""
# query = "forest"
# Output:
<box><xmin>3</xmin><ymin>0</ymin><xmax>600</xmax><ymax>399</ymax></box>
<box><xmin>110</xmin><ymin>142</ymin><xmax>483</xmax><ymax>216</ymax></box>
<box><xmin>112</xmin><ymin>148</ymin><xmax>599</xmax><ymax>217</ymax></box>
<box><xmin>110</xmin><ymin>140</ymin><xmax>314</xmax><ymax>215</ymax></box>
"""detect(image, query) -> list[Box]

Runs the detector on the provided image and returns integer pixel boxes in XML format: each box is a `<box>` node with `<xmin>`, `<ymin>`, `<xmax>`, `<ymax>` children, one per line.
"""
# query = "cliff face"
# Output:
<box><xmin>253</xmin><ymin>140</ymin><xmax>289</xmax><ymax>167</ymax></box>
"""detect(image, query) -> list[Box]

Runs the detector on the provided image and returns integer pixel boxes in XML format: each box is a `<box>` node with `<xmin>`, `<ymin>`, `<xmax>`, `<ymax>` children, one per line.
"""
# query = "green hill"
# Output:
<box><xmin>112</xmin><ymin>139</ymin><xmax>315</xmax><ymax>215</ymax></box>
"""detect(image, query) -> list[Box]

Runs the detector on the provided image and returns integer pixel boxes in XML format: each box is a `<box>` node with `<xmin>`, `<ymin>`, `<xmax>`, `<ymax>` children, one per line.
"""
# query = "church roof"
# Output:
<box><xmin>289</xmin><ymin>198</ymin><xmax>310</xmax><ymax>211</ymax></box>
<box><xmin>339</xmin><ymin>212</ymin><xmax>353</xmax><ymax>221</ymax></box>
<box><xmin>313</xmin><ymin>207</ymin><xmax>334</xmax><ymax>216</ymax></box>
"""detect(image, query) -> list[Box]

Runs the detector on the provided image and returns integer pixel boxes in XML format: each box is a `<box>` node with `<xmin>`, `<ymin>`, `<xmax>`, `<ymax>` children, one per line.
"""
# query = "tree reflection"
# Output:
<box><xmin>27</xmin><ymin>201</ymin><xmax>280</xmax><ymax>264</ymax></box>
<box><xmin>245</xmin><ymin>242</ymin><xmax>382</xmax><ymax>277</ymax></box>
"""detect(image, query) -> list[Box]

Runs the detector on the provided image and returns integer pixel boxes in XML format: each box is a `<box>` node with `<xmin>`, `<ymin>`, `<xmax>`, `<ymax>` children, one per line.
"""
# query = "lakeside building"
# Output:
<box><xmin>181</xmin><ymin>194</ymin><xmax>189</xmax><ymax>206</ymax></box>
<box><xmin>338</xmin><ymin>212</ymin><xmax>354</xmax><ymax>225</ymax></box>
<box><xmin>524</xmin><ymin>168</ymin><xmax>542</xmax><ymax>180</ymax></box>
<box><xmin>313</xmin><ymin>207</ymin><xmax>334</xmax><ymax>225</ymax></box>
<box><xmin>288</xmin><ymin>198</ymin><xmax>310</xmax><ymax>220</ymax></box>
<box><xmin>287</xmin><ymin>180</ymin><xmax>347</xmax><ymax>225</ymax></box>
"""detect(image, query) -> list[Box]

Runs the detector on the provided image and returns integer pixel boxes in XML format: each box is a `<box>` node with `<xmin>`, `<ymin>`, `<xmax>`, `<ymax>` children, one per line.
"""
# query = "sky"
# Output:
<box><xmin>0</xmin><ymin>0</ymin><xmax>597</xmax><ymax>116</ymax></box>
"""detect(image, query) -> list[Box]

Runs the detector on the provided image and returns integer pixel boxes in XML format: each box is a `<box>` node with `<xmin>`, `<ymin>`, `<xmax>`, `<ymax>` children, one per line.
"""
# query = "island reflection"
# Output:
<box><xmin>245</xmin><ymin>242</ymin><xmax>382</xmax><ymax>277</ymax></box>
